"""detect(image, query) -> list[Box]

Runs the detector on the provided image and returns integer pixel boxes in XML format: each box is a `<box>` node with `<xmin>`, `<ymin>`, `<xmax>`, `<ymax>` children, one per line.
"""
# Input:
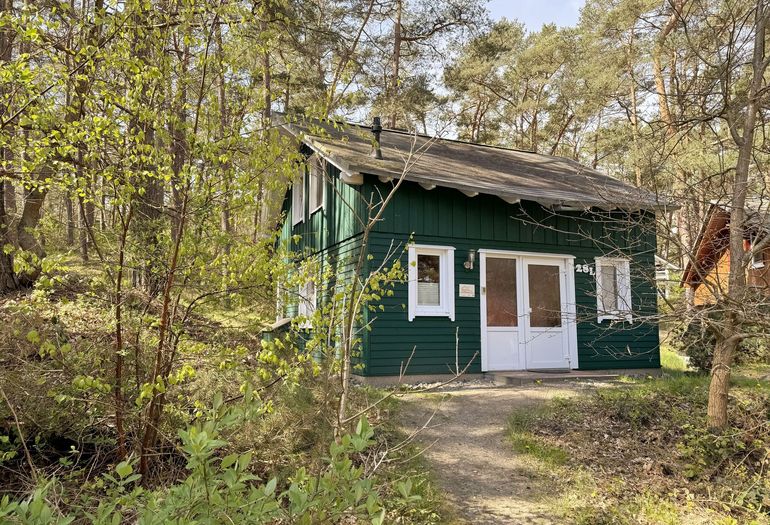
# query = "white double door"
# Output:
<box><xmin>480</xmin><ymin>251</ymin><xmax>575</xmax><ymax>371</ymax></box>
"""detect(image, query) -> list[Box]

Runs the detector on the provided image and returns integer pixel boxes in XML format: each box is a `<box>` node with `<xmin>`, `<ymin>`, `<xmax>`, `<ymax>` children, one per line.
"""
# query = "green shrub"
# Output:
<box><xmin>675</xmin><ymin>310</ymin><xmax>770</xmax><ymax>373</ymax></box>
<box><xmin>675</xmin><ymin>316</ymin><xmax>716</xmax><ymax>372</ymax></box>
<box><xmin>0</xmin><ymin>410</ymin><xmax>413</xmax><ymax>524</ymax></box>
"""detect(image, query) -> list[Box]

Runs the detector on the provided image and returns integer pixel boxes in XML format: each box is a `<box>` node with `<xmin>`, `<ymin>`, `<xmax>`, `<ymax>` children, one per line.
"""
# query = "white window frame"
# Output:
<box><xmin>291</xmin><ymin>167</ymin><xmax>305</xmax><ymax>226</ymax></box>
<box><xmin>297</xmin><ymin>280</ymin><xmax>316</xmax><ymax>328</ymax></box>
<box><xmin>408</xmin><ymin>244</ymin><xmax>455</xmax><ymax>321</ymax></box>
<box><xmin>595</xmin><ymin>257</ymin><xmax>632</xmax><ymax>322</ymax></box>
<box><xmin>308</xmin><ymin>156</ymin><xmax>325</xmax><ymax>214</ymax></box>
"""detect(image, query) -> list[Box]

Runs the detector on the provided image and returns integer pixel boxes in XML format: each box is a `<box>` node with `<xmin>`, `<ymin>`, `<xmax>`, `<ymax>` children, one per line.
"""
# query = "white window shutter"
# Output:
<box><xmin>292</xmin><ymin>168</ymin><xmax>305</xmax><ymax>226</ymax></box>
<box><xmin>619</xmin><ymin>260</ymin><xmax>632</xmax><ymax>321</ymax></box>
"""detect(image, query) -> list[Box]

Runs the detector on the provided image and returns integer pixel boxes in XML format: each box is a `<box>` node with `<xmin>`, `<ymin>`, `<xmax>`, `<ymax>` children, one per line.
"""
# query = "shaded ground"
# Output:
<box><xmin>399</xmin><ymin>382</ymin><xmax>601</xmax><ymax>524</ymax></box>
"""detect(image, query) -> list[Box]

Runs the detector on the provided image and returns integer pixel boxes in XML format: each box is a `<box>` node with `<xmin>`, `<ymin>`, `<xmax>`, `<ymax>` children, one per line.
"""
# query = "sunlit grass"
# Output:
<box><xmin>660</xmin><ymin>345</ymin><xmax>688</xmax><ymax>372</ymax></box>
<box><xmin>508</xmin><ymin>409</ymin><xmax>569</xmax><ymax>467</ymax></box>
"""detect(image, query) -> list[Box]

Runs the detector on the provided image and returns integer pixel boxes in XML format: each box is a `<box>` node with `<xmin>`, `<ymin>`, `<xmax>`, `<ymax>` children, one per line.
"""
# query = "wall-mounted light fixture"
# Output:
<box><xmin>464</xmin><ymin>250</ymin><xmax>476</xmax><ymax>270</ymax></box>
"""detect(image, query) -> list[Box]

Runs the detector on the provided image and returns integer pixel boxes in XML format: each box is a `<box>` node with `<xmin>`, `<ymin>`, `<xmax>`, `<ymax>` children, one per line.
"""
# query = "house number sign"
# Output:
<box><xmin>575</xmin><ymin>263</ymin><xmax>595</xmax><ymax>276</ymax></box>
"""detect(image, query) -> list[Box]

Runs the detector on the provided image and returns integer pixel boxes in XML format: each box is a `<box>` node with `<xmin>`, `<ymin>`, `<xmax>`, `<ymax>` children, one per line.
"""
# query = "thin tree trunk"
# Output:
<box><xmin>0</xmin><ymin>186</ymin><xmax>15</xmax><ymax>291</ymax></box>
<box><xmin>707</xmin><ymin>0</ymin><xmax>769</xmax><ymax>431</ymax></box>
<box><xmin>139</xmin><ymin>191</ymin><xmax>188</xmax><ymax>478</ymax></box>
<box><xmin>257</xmin><ymin>16</ymin><xmax>273</xmax><ymax>234</ymax></box>
<box><xmin>169</xmin><ymin>41</ymin><xmax>188</xmax><ymax>242</ymax></box>
<box><xmin>0</xmin><ymin>0</ymin><xmax>18</xmax><ymax>292</ymax></box>
<box><xmin>3</xmin><ymin>181</ymin><xmax>15</xmax><ymax>215</ymax></box>
<box><xmin>217</xmin><ymin>26</ymin><xmax>232</xmax><ymax>307</ymax></box>
<box><xmin>652</xmin><ymin>1</ymin><xmax>684</xmax><ymax>135</ymax></box>
<box><xmin>79</xmin><ymin>183</ymin><xmax>94</xmax><ymax>262</ymax></box>
<box><xmin>549</xmin><ymin>113</ymin><xmax>573</xmax><ymax>156</ymax></box>
<box><xmin>388</xmin><ymin>0</ymin><xmax>402</xmax><ymax>129</ymax></box>
<box><xmin>628</xmin><ymin>29</ymin><xmax>642</xmax><ymax>187</ymax></box>
<box><xmin>114</xmin><ymin>205</ymin><xmax>133</xmax><ymax>460</ymax></box>
<box><xmin>65</xmin><ymin>193</ymin><xmax>75</xmax><ymax>245</ymax></box>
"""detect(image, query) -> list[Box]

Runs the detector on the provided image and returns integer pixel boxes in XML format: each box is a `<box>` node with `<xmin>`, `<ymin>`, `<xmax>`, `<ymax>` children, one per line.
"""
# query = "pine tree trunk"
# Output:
<box><xmin>389</xmin><ymin>0</ymin><xmax>402</xmax><ymax>128</ymax></box>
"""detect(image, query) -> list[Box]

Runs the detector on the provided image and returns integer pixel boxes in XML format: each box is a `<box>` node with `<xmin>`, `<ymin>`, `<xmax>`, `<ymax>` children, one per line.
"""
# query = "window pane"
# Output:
<box><xmin>292</xmin><ymin>172</ymin><xmax>304</xmax><ymax>223</ymax></box>
<box><xmin>310</xmin><ymin>163</ymin><xmax>324</xmax><ymax>210</ymax></box>
<box><xmin>600</xmin><ymin>264</ymin><xmax>618</xmax><ymax>312</ymax></box>
<box><xmin>315</xmin><ymin>171</ymin><xmax>323</xmax><ymax>207</ymax></box>
<box><xmin>417</xmin><ymin>254</ymin><xmax>441</xmax><ymax>306</ymax></box>
<box><xmin>486</xmin><ymin>258</ymin><xmax>517</xmax><ymax>327</ymax></box>
<box><xmin>528</xmin><ymin>264</ymin><xmax>561</xmax><ymax>327</ymax></box>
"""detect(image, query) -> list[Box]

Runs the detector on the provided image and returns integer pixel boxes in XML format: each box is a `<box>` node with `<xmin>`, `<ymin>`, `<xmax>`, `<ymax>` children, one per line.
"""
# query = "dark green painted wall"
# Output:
<box><xmin>363</xmin><ymin>179</ymin><xmax>660</xmax><ymax>376</ymax></box>
<box><xmin>280</xmin><ymin>164</ymin><xmax>660</xmax><ymax>377</ymax></box>
<box><xmin>280</xmin><ymin>161</ymin><xmax>365</xmax><ymax>256</ymax></box>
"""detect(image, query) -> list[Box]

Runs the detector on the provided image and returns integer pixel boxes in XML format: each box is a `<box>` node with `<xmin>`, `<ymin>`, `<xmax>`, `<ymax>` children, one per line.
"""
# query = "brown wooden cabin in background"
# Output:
<box><xmin>682</xmin><ymin>203</ymin><xmax>770</xmax><ymax>305</ymax></box>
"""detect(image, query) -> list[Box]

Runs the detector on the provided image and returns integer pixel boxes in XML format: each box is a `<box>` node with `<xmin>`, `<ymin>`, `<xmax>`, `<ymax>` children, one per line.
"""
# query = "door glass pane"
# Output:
<box><xmin>486</xmin><ymin>258</ymin><xmax>517</xmax><ymax>327</ymax></box>
<box><xmin>417</xmin><ymin>254</ymin><xmax>441</xmax><ymax>306</ymax></box>
<box><xmin>528</xmin><ymin>264</ymin><xmax>561</xmax><ymax>327</ymax></box>
<box><xmin>599</xmin><ymin>264</ymin><xmax>618</xmax><ymax>311</ymax></box>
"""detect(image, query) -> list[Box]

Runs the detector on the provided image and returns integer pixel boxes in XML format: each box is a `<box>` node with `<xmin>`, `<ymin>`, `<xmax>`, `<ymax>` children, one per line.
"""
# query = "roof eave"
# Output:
<box><xmin>284</xmin><ymin>121</ymin><xmax>673</xmax><ymax>212</ymax></box>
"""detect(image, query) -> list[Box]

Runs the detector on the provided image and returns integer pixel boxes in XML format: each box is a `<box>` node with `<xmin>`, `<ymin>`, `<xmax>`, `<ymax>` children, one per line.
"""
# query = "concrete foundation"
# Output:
<box><xmin>353</xmin><ymin>368</ymin><xmax>662</xmax><ymax>387</ymax></box>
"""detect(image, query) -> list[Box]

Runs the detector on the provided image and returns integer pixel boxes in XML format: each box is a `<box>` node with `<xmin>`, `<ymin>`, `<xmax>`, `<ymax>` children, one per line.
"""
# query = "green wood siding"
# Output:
<box><xmin>280</xmin><ymin>162</ymin><xmax>366</xmax><ymax>256</ymax></box>
<box><xmin>279</xmin><ymin>167</ymin><xmax>660</xmax><ymax>377</ymax></box>
<box><xmin>363</xmin><ymin>180</ymin><xmax>659</xmax><ymax>376</ymax></box>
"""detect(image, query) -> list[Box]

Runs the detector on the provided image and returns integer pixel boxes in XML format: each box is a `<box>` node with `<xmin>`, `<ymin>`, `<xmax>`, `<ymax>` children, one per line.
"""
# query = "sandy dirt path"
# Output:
<box><xmin>400</xmin><ymin>383</ymin><xmax>597</xmax><ymax>525</ymax></box>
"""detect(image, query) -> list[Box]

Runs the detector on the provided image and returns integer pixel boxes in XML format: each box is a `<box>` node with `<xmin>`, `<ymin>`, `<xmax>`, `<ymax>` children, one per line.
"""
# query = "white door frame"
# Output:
<box><xmin>479</xmin><ymin>249</ymin><xmax>579</xmax><ymax>371</ymax></box>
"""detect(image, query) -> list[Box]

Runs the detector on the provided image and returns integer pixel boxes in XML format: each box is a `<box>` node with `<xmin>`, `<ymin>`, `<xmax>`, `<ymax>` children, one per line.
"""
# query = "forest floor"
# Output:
<box><xmin>399</xmin><ymin>381</ymin><xmax>601</xmax><ymax>524</ymax></box>
<box><xmin>400</xmin><ymin>357</ymin><xmax>770</xmax><ymax>525</ymax></box>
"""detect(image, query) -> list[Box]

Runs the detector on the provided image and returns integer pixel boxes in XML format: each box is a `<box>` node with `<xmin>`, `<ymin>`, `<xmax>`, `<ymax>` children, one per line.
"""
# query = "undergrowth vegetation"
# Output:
<box><xmin>0</xmin><ymin>269</ymin><xmax>446</xmax><ymax>523</ymax></box>
<box><xmin>508</xmin><ymin>357</ymin><xmax>770</xmax><ymax>524</ymax></box>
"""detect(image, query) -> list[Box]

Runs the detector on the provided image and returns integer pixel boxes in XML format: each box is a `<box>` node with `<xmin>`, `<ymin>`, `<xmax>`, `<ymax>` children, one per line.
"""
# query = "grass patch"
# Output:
<box><xmin>660</xmin><ymin>345</ymin><xmax>688</xmax><ymax>372</ymax></box>
<box><xmin>508</xmin><ymin>405</ymin><xmax>569</xmax><ymax>467</ymax></box>
<box><xmin>506</xmin><ymin>373</ymin><xmax>770</xmax><ymax>523</ymax></box>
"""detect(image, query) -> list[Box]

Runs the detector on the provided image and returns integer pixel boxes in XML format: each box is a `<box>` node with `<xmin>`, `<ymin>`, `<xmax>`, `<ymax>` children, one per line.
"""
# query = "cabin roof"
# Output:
<box><xmin>278</xmin><ymin>116</ymin><xmax>669</xmax><ymax>211</ymax></box>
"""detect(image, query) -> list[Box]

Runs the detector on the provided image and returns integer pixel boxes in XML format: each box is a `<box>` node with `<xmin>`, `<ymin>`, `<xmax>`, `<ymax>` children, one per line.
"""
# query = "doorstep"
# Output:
<box><xmin>486</xmin><ymin>368</ymin><xmax>661</xmax><ymax>386</ymax></box>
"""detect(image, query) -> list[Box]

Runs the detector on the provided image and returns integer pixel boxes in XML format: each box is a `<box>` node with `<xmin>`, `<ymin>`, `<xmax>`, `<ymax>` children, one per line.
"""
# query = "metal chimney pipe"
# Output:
<box><xmin>371</xmin><ymin>116</ymin><xmax>383</xmax><ymax>159</ymax></box>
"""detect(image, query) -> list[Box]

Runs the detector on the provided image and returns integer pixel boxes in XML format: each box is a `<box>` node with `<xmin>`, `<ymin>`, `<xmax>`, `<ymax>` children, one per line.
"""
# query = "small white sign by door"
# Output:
<box><xmin>458</xmin><ymin>284</ymin><xmax>475</xmax><ymax>297</ymax></box>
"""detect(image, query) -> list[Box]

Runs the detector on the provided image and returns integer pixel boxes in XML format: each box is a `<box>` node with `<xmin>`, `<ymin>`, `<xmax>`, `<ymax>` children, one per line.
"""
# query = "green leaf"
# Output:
<box><xmin>115</xmin><ymin>460</ymin><xmax>133</xmax><ymax>479</ymax></box>
<box><xmin>221</xmin><ymin>453</ymin><xmax>238</xmax><ymax>469</ymax></box>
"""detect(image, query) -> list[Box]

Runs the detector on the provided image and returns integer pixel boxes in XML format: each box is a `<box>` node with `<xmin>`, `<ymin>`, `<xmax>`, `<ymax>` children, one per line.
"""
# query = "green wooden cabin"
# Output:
<box><xmin>276</xmin><ymin>117</ymin><xmax>664</xmax><ymax>378</ymax></box>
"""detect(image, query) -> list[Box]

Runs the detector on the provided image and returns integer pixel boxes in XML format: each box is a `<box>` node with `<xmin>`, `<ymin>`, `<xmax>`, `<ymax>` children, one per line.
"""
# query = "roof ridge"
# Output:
<box><xmin>339</xmin><ymin>118</ymin><xmax>586</xmax><ymax>165</ymax></box>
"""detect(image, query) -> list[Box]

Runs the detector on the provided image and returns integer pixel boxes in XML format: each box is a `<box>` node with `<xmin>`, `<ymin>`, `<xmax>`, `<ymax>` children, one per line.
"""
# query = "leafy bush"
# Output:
<box><xmin>675</xmin><ymin>316</ymin><xmax>716</xmax><ymax>372</ymax></box>
<box><xmin>675</xmin><ymin>310</ymin><xmax>770</xmax><ymax>373</ymax></box>
<box><xmin>0</xmin><ymin>395</ymin><xmax>431</xmax><ymax>524</ymax></box>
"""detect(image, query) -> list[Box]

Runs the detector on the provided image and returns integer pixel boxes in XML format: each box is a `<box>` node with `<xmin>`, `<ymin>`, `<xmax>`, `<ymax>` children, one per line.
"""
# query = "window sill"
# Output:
<box><xmin>310</xmin><ymin>205</ymin><xmax>324</xmax><ymax>215</ymax></box>
<box><xmin>597</xmin><ymin>314</ymin><xmax>633</xmax><ymax>323</ymax></box>
<box><xmin>409</xmin><ymin>309</ymin><xmax>454</xmax><ymax>321</ymax></box>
